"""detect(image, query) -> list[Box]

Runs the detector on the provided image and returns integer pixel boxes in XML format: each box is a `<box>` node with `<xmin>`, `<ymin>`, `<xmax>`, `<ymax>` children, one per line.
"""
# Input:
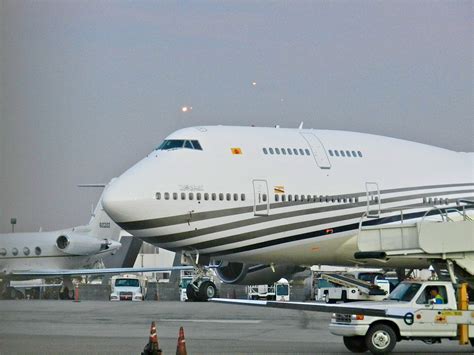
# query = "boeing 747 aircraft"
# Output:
<box><xmin>101</xmin><ymin>125</ymin><xmax>474</xmax><ymax>301</ymax></box>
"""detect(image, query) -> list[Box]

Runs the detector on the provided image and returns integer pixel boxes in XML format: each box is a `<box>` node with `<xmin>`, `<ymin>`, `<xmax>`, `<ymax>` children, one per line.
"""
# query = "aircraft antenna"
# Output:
<box><xmin>298</xmin><ymin>122</ymin><xmax>304</xmax><ymax>129</ymax></box>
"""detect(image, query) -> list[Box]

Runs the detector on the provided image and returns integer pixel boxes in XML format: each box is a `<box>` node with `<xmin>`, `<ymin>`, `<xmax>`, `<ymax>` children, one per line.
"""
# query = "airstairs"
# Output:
<box><xmin>354</xmin><ymin>205</ymin><xmax>474</xmax><ymax>285</ymax></box>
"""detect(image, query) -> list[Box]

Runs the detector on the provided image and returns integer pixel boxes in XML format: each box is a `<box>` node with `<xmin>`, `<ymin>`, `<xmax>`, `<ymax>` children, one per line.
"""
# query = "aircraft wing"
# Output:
<box><xmin>9</xmin><ymin>265</ymin><xmax>195</xmax><ymax>278</ymax></box>
<box><xmin>210</xmin><ymin>298</ymin><xmax>410</xmax><ymax>320</ymax></box>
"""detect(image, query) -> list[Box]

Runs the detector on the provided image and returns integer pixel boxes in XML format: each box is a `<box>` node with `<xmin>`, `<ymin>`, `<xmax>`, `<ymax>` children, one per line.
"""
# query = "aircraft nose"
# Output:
<box><xmin>102</xmin><ymin>178</ymin><xmax>136</xmax><ymax>224</ymax></box>
<box><xmin>108</xmin><ymin>239</ymin><xmax>122</xmax><ymax>251</ymax></box>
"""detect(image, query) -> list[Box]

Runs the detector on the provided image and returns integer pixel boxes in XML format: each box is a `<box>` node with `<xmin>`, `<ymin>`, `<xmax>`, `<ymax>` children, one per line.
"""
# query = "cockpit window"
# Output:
<box><xmin>156</xmin><ymin>139</ymin><xmax>203</xmax><ymax>151</ymax></box>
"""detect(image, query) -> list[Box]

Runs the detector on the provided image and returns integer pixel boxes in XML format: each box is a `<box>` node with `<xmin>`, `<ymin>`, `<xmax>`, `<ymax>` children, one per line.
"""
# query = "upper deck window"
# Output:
<box><xmin>156</xmin><ymin>139</ymin><xmax>202</xmax><ymax>151</ymax></box>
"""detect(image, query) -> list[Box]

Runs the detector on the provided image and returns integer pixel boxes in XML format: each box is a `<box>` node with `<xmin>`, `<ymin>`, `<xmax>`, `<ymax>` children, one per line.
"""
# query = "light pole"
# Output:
<box><xmin>10</xmin><ymin>218</ymin><xmax>16</xmax><ymax>233</ymax></box>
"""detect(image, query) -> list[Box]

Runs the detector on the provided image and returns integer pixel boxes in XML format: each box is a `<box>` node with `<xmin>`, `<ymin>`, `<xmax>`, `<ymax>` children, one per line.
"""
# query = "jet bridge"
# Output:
<box><xmin>354</xmin><ymin>205</ymin><xmax>474</xmax><ymax>284</ymax></box>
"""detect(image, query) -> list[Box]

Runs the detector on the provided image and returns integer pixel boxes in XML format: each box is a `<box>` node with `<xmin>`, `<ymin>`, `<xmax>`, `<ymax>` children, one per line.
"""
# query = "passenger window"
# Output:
<box><xmin>281</xmin><ymin>195</ymin><xmax>286</xmax><ymax>202</ymax></box>
<box><xmin>262</xmin><ymin>194</ymin><xmax>267</xmax><ymax>202</ymax></box>
<box><xmin>226</xmin><ymin>193</ymin><xmax>231</xmax><ymax>201</ymax></box>
<box><xmin>233</xmin><ymin>193</ymin><xmax>238</xmax><ymax>201</ymax></box>
<box><xmin>35</xmin><ymin>247</ymin><xmax>41</xmax><ymax>256</ymax></box>
<box><xmin>23</xmin><ymin>247</ymin><xmax>30</xmax><ymax>256</ymax></box>
<box><xmin>340</xmin><ymin>150</ymin><xmax>345</xmax><ymax>157</ymax></box>
<box><xmin>219</xmin><ymin>193</ymin><xmax>224</xmax><ymax>201</ymax></box>
<box><xmin>329</xmin><ymin>150</ymin><xmax>333</xmax><ymax>156</ymax></box>
<box><xmin>334</xmin><ymin>150</ymin><xmax>340</xmax><ymax>157</ymax></box>
<box><xmin>241</xmin><ymin>193</ymin><xmax>246</xmax><ymax>201</ymax></box>
<box><xmin>275</xmin><ymin>194</ymin><xmax>280</xmax><ymax>202</ymax></box>
<box><xmin>351</xmin><ymin>151</ymin><xmax>357</xmax><ymax>157</ymax></box>
<box><xmin>275</xmin><ymin>148</ymin><xmax>280</xmax><ymax>154</ymax></box>
<box><xmin>355</xmin><ymin>197</ymin><xmax>359</xmax><ymax>203</ymax></box>
<box><xmin>357</xmin><ymin>151</ymin><xmax>363</xmax><ymax>157</ymax></box>
<box><xmin>181</xmin><ymin>192</ymin><xmax>186</xmax><ymax>200</ymax></box>
<box><xmin>308</xmin><ymin>195</ymin><xmax>312</xmax><ymax>202</ymax></box>
<box><xmin>197</xmin><ymin>193</ymin><xmax>202</xmax><ymax>201</ymax></box>
<box><xmin>263</xmin><ymin>148</ymin><xmax>268</xmax><ymax>155</ymax></box>
<box><xmin>299</xmin><ymin>149</ymin><xmax>304</xmax><ymax>155</ymax></box>
<box><xmin>287</xmin><ymin>148</ymin><xmax>293</xmax><ymax>155</ymax></box>
<box><xmin>12</xmin><ymin>248</ymin><xmax>18</xmax><ymax>256</ymax></box>
<box><xmin>204</xmin><ymin>193</ymin><xmax>209</xmax><ymax>201</ymax></box>
<box><xmin>281</xmin><ymin>148</ymin><xmax>286</xmax><ymax>155</ymax></box>
<box><xmin>294</xmin><ymin>195</ymin><xmax>299</xmax><ymax>201</ymax></box>
<box><xmin>319</xmin><ymin>195</ymin><xmax>324</xmax><ymax>202</ymax></box>
<box><xmin>212</xmin><ymin>193</ymin><xmax>217</xmax><ymax>201</ymax></box>
<box><xmin>164</xmin><ymin>192</ymin><xmax>170</xmax><ymax>200</ymax></box>
<box><xmin>173</xmin><ymin>192</ymin><xmax>178</xmax><ymax>200</ymax></box>
<box><xmin>293</xmin><ymin>148</ymin><xmax>299</xmax><ymax>155</ymax></box>
<box><xmin>191</xmin><ymin>140</ymin><xmax>203</xmax><ymax>150</ymax></box>
<box><xmin>269</xmin><ymin>148</ymin><xmax>274</xmax><ymax>154</ymax></box>
<box><xmin>305</xmin><ymin>149</ymin><xmax>310</xmax><ymax>155</ymax></box>
<box><xmin>346</xmin><ymin>150</ymin><xmax>351</xmax><ymax>157</ymax></box>
<box><xmin>0</xmin><ymin>248</ymin><xmax>6</xmax><ymax>256</ymax></box>
<box><xmin>155</xmin><ymin>192</ymin><xmax>161</xmax><ymax>200</ymax></box>
<box><xmin>288</xmin><ymin>195</ymin><xmax>293</xmax><ymax>202</ymax></box>
<box><xmin>325</xmin><ymin>196</ymin><xmax>329</xmax><ymax>202</ymax></box>
<box><xmin>189</xmin><ymin>192</ymin><xmax>194</xmax><ymax>200</ymax></box>
<box><xmin>301</xmin><ymin>195</ymin><xmax>305</xmax><ymax>201</ymax></box>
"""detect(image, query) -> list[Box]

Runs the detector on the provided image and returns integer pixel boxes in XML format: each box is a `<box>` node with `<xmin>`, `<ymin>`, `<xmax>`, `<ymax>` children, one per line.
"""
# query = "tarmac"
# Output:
<box><xmin>0</xmin><ymin>300</ymin><xmax>472</xmax><ymax>354</ymax></box>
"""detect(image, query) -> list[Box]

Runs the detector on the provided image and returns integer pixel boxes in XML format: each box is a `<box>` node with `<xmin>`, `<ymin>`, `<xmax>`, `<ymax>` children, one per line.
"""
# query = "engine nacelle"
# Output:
<box><xmin>55</xmin><ymin>233</ymin><xmax>118</xmax><ymax>256</ymax></box>
<box><xmin>215</xmin><ymin>261</ymin><xmax>304</xmax><ymax>285</ymax></box>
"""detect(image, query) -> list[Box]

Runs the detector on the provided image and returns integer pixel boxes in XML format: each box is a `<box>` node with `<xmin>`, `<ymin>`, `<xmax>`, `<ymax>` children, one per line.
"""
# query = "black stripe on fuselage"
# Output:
<box><xmin>206</xmin><ymin>205</ymin><xmax>474</xmax><ymax>257</ymax></box>
<box><xmin>117</xmin><ymin>182</ymin><xmax>474</xmax><ymax>230</ymax></box>
<box><xmin>136</xmin><ymin>188</ymin><xmax>474</xmax><ymax>246</ymax></box>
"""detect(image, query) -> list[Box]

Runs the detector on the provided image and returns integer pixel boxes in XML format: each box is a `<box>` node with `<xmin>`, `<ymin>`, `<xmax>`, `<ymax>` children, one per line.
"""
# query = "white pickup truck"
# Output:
<box><xmin>329</xmin><ymin>280</ymin><xmax>474</xmax><ymax>354</ymax></box>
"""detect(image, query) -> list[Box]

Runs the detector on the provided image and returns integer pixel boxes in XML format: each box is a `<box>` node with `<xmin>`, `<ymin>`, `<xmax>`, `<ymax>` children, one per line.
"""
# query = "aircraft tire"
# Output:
<box><xmin>198</xmin><ymin>281</ymin><xmax>217</xmax><ymax>301</ymax></box>
<box><xmin>186</xmin><ymin>283</ymin><xmax>198</xmax><ymax>302</ymax></box>
<box><xmin>343</xmin><ymin>336</ymin><xmax>368</xmax><ymax>353</ymax></box>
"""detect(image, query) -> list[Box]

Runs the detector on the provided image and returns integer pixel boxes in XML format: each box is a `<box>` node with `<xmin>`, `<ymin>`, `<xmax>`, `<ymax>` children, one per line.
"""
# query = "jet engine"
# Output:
<box><xmin>55</xmin><ymin>233</ymin><xmax>118</xmax><ymax>256</ymax></box>
<box><xmin>215</xmin><ymin>261</ymin><xmax>305</xmax><ymax>285</ymax></box>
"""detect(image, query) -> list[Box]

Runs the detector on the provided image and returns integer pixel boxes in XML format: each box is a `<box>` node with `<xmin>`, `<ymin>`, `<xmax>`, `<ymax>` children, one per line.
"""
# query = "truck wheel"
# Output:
<box><xmin>198</xmin><ymin>281</ymin><xmax>217</xmax><ymax>301</ymax></box>
<box><xmin>343</xmin><ymin>336</ymin><xmax>368</xmax><ymax>353</ymax></box>
<box><xmin>365</xmin><ymin>324</ymin><xmax>397</xmax><ymax>354</ymax></box>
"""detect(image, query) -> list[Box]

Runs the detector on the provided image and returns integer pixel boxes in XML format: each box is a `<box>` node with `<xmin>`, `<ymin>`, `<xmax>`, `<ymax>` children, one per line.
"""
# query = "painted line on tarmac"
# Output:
<box><xmin>159</xmin><ymin>319</ymin><xmax>262</xmax><ymax>324</ymax></box>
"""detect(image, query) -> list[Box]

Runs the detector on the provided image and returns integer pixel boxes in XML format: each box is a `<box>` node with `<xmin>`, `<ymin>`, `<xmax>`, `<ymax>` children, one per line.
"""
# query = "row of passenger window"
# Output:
<box><xmin>0</xmin><ymin>246</ymin><xmax>41</xmax><ymax>257</ymax></box>
<box><xmin>156</xmin><ymin>192</ymin><xmax>246</xmax><ymax>202</ymax></box>
<box><xmin>274</xmin><ymin>194</ymin><xmax>360</xmax><ymax>204</ymax></box>
<box><xmin>423</xmin><ymin>197</ymin><xmax>450</xmax><ymax>205</ymax></box>
<box><xmin>329</xmin><ymin>149</ymin><xmax>363</xmax><ymax>158</ymax></box>
<box><xmin>263</xmin><ymin>147</ymin><xmax>311</xmax><ymax>156</ymax></box>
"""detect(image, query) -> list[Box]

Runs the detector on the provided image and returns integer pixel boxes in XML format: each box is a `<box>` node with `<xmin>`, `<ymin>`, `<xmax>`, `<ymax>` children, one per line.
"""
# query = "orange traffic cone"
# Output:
<box><xmin>176</xmin><ymin>326</ymin><xmax>187</xmax><ymax>355</ymax></box>
<box><xmin>142</xmin><ymin>321</ymin><xmax>162</xmax><ymax>355</ymax></box>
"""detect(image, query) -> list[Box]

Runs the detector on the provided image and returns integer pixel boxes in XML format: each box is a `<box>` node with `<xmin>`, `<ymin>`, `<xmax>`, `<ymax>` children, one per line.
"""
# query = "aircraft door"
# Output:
<box><xmin>300</xmin><ymin>133</ymin><xmax>331</xmax><ymax>169</ymax></box>
<box><xmin>366</xmin><ymin>182</ymin><xmax>381</xmax><ymax>218</ymax></box>
<box><xmin>253</xmin><ymin>180</ymin><xmax>269</xmax><ymax>216</ymax></box>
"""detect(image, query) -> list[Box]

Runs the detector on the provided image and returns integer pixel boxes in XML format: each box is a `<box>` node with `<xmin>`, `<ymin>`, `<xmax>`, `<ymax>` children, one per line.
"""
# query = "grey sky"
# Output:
<box><xmin>0</xmin><ymin>0</ymin><xmax>472</xmax><ymax>233</ymax></box>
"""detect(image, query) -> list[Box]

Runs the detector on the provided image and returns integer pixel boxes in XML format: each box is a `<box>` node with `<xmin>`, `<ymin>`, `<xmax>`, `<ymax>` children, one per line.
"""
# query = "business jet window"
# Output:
<box><xmin>281</xmin><ymin>148</ymin><xmax>287</xmax><ymax>155</ymax></box>
<box><xmin>340</xmin><ymin>150</ymin><xmax>346</xmax><ymax>157</ymax></box>
<box><xmin>328</xmin><ymin>150</ymin><xmax>334</xmax><ymax>156</ymax></box>
<box><xmin>189</xmin><ymin>192</ymin><xmax>194</xmax><ymax>200</ymax></box>
<box><xmin>204</xmin><ymin>193</ymin><xmax>209</xmax><ymax>201</ymax></box>
<box><xmin>305</xmin><ymin>149</ymin><xmax>310</xmax><ymax>155</ymax></box>
<box><xmin>293</xmin><ymin>148</ymin><xmax>299</xmax><ymax>155</ymax></box>
<box><xmin>35</xmin><ymin>247</ymin><xmax>42</xmax><ymax>255</ymax></box>
<box><xmin>275</xmin><ymin>148</ymin><xmax>281</xmax><ymax>154</ymax></box>
<box><xmin>173</xmin><ymin>192</ymin><xmax>178</xmax><ymax>200</ymax></box>
<box><xmin>212</xmin><ymin>193</ymin><xmax>217</xmax><ymax>201</ymax></box>
<box><xmin>334</xmin><ymin>150</ymin><xmax>340</xmax><ymax>157</ymax></box>
<box><xmin>181</xmin><ymin>192</ymin><xmax>186</xmax><ymax>200</ymax></box>
<box><xmin>351</xmin><ymin>151</ymin><xmax>357</xmax><ymax>157</ymax></box>
<box><xmin>0</xmin><ymin>248</ymin><xmax>6</xmax><ymax>256</ymax></box>
<box><xmin>219</xmin><ymin>193</ymin><xmax>224</xmax><ymax>201</ymax></box>
<box><xmin>287</xmin><ymin>148</ymin><xmax>293</xmax><ymax>155</ymax></box>
<box><xmin>155</xmin><ymin>192</ymin><xmax>161</xmax><ymax>200</ymax></box>
<box><xmin>269</xmin><ymin>148</ymin><xmax>274</xmax><ymax>154</ymax></box>
<box><xmin>156</xmin><ymin>139</ymin><xmax>203</xmax><ymax>151</ymax></box>
<box><xmin>358</xmin><ymin>151</ymin><xmax>363</xmax><ymax>157</ymax></box>
<box><xmin>263</xmin><ymin>148</ymin><xmax>268</xmax><ymax>154</ymax></box>
<box><xmin>241</xmin><ymin>193</ymin><xmax>246</xmax><ymax>201</ymax></box>
<box><xmin>23</xmin><ymin>247</ymin><xmax>30</xmax><ymax>256</ymax></box>
<box><xmin>346</xmin><ymin>150</ymin><xmax>351</xmax><ymax>157</ymax></box>
<box><xmin>164</xmin><ymin>192</ymin><xmax>170</xmax><ymax>200</ymax></box>
<box><xmin>197</xmin><ymin>193</ymin><xmax>202</xmax><ymax>201</ymax></box>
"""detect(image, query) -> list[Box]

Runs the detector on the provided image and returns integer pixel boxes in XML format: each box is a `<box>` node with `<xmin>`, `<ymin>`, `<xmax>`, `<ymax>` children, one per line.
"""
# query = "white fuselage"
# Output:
<box><xmin>102</xmin><ymin>126</ymin><xmax>474</xmax><ymax>268</ymax></box>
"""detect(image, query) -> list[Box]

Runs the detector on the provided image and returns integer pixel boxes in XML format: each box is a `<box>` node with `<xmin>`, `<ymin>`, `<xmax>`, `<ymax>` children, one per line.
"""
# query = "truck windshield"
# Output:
<box><xmin>115</xmin><ymin>279</ymin><xmax>140</xmax><ymax>287</ymax></box>
<box><xmin>388</xmin><ymin>282</ymin><xmax>421</xmax><ymax>301</ymax></box>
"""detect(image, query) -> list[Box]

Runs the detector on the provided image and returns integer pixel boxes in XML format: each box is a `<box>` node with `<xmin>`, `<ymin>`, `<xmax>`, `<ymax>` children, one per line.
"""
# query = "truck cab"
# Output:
<box><xmin>329</xmin><ymin>280</ymin><xmax>473</xmax><ymax>353</ymax></box>
<box><xmin>110</xmin><ymin>274</ymin><xmax>147</xmax><ymax>301</ymax></box>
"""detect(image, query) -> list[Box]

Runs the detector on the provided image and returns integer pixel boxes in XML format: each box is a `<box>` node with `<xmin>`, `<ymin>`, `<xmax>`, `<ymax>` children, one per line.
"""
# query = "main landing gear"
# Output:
<box><xmin>182</xmin><ymin>251</ymin><xmax>218</xmax><ymax>302</ymax></box>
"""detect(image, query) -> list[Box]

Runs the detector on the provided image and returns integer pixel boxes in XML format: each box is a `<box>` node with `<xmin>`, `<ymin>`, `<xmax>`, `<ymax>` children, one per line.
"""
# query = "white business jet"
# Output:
<box><xmin>0</xmin><ymin>187</ymin><xmax>192</xmax><ymax>298</ymax></box>
<box><xmin>101</xmin><ymin>125</ymin><xmax>474</xmax><ymax>301</ymax></box>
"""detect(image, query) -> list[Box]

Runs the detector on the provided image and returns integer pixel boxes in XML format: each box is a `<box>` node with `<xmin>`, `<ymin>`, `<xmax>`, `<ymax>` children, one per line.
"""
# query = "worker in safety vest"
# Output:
<box><xmin>429</xmin><ymin>286</ymin><xmax>444</xmax><ymax>304</ymax></box>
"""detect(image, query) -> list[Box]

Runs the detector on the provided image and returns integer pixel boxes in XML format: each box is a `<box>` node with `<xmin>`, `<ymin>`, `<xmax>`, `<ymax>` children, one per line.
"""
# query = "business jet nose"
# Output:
<box><xmin>107</xmin><ymin>239</ymin><xmax>122</xmax><ymax>252</ymax></box>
